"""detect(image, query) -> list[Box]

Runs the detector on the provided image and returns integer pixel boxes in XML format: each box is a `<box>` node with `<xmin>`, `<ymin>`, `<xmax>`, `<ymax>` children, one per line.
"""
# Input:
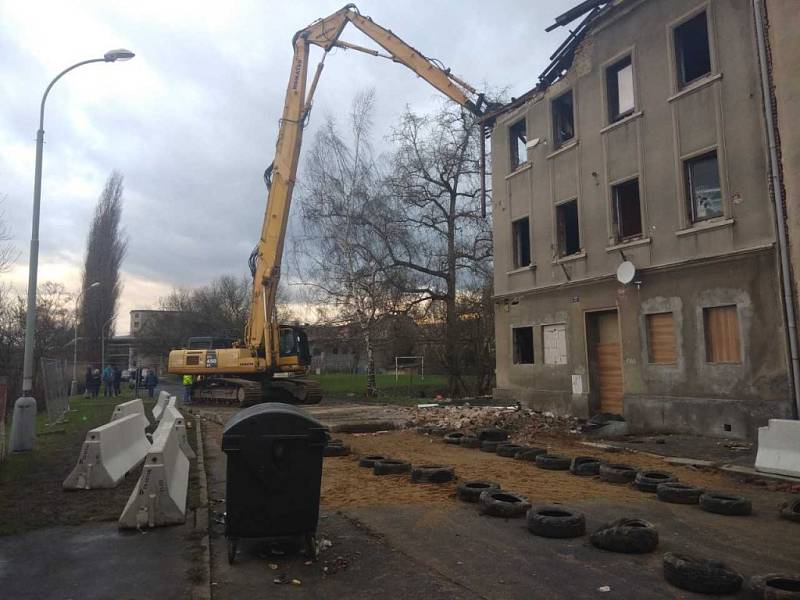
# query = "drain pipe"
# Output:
<box><xmin>753</xmin><ymin>0</ymin><xmax>800</xmax><ymax>419</ymax></box>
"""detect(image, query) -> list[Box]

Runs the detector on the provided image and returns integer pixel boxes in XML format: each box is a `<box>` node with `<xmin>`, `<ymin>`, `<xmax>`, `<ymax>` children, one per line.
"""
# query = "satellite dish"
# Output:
<box><xmin>616</xmin><ymin>261</ymin><xmax>636</xmax><ymax>285</ymax></box>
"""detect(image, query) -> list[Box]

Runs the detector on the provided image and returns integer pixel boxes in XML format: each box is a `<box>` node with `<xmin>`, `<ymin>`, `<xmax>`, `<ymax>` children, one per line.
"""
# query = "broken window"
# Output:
<box><xmin>509</xmin><ymin>119</ymin><xmax>527</xmax><ymax>170</ymax></box>
<box><xmin>704</xmin><ymin>305</ymin><xmax>741</xmax><ymax>363</ymax></box>
<box><xmin>556</xmin><ymin>200</ymin><xmax>580</xmax><ymax>257</ymax></box>
<box><xmin>685</xmin><ymin>151</ymin><xmax>722</xmax><ymax>222</ymax></box>
<box><xmin>646</xmin><ymin>312</ymin><xmax>677</xmax><ymax>364</ymax></box>
<box><xmin>513</xmin><ymin>326</ymin><xmax>534</xmax><ymax>364</ymax></box>
<box><xmin>543</xmin><ymin>324</ymin><xmax>567</xmax><ymax>365</ymax></box>
<box><xmin>612</xmin><ymin>178</ymin><xmax>643</xmax><ymax>241</ymax></box>
<box><xmin>607</xmin><ymin>55</ymin><xmax>634</xmax><ymax>122</ymax></box>
<box><xmin>675</xmin><ymin>11</ymin><xmax>711</xmax><ymax>87</ymax></box>
<box><xmin>552</xmin><ymin>90</ymin><xmax>575</xmax><ymax>148</ymax></box>
<box><xmin>512</xmin><ymin>217</ymin><xmax>531</xmax><ymax>268</ymax></box>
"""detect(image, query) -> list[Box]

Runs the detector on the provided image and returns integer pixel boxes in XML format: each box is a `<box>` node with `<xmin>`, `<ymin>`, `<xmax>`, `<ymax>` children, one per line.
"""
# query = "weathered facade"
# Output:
<box><xmin>490</xmin><ymin>0</ymin><xmax>799</xmax><ymax>438</ymax></box>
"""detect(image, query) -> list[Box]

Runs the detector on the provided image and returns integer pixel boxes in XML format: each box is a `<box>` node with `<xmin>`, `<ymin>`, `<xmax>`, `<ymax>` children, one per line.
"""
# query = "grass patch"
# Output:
<box><xmin>311</xmin><ymin>373</ymin><xmax>448</xmax><ymax>405</ymax></box>
<box><xmin>0</xmin><ymin>387</ymin><xmax>154</xmax><ymax>536</ymax></box>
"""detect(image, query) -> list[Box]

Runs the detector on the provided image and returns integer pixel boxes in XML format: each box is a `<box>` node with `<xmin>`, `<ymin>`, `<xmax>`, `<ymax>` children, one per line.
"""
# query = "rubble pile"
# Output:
<box><xmin>407</xmin><ymin>405</ymin><xmax>581</xmax><ymax>442</ymax></box>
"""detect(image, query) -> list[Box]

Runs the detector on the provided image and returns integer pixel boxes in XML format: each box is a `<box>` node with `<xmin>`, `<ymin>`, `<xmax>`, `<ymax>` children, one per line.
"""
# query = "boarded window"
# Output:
<box><xmin>686</xmin><ymin>151</ymin><xmax>722</xmax><ymax>222</ymax></box>
<box><xmin>556</xmin><ymin>200</ymin><xmax>580</xmax><ymax>257</ymax></box>
<box><xmin>513</xmin><ymin>326</ymin><xmax>534</xmax><ymax>364</ymax></box>
<box><xmin>552</xmin><ymin>90</ymin><xmax>574</xmax><ymax>148</ymax></box>
<box><xmin>646</xmin><ymin>312</ymin><xmax>677</xmax><ymax>364</ymax></box>
<box><xmin>607</xmin><ymin>55</ymin><xmax>634</xmax><ymax>122</ymax></box>
<box><xmin>509</xmin><ymin>119</ymin><xmax>527</xmax><ymax>170</ymax></box>
<box><xmin>704</xmin><ymin>305</ymin><xmax>741</xmax><ymax>363</ymax></box>
<box><xmin>543</xmin><ymin>324</ymin><xmax>567</xmax><ymax>365</ymax></box>
<box><xmin>512</xmin><ymin>217</ymin><xmax>531</xmax><ymax>268</ymax></box>
<box><xmin>612</xmin><ymin>178</ymin><xmax>643</xmax><ymax>241</ymax></box>
<box><xmin>675</xmin><ymin>11</ymin><xmax>711</xmax><ymax>87</ymax></box>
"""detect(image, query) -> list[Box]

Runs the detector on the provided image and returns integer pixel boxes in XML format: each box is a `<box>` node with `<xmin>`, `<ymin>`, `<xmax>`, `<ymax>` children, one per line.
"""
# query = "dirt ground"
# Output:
<box><xmin>320</xmin><ymin>430</ymin><xmax>771</xmax><ymax>509</ymax></box>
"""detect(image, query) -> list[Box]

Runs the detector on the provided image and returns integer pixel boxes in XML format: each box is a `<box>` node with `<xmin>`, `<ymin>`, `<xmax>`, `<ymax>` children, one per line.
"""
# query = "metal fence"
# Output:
<box><xmin>40</xmin><ymin>357</ymin><xmax>69</xmax><ymax>425</ymax></box>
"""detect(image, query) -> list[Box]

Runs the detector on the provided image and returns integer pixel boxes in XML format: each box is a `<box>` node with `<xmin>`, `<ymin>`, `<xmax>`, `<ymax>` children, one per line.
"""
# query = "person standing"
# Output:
<box><xmin>113</xmin><ymin>365</ymin><xmax>122</xmax><ymax>397</ymax></box>
<box><xmin>145</xmin><ymin>368</ymin><xmax>159</xmax><ymax>399</ymax></box>
<box><xmin>91</xmin><ymin>368</ymin><xmax>101</xmax><ymax>398</ymax></box>
<box><xmin>84</xmin><ymin>366</ymin><xmax>93</xmax><ymax>399</ymax></box>
<box><xmin>182</xmin><ymin>374</ymin><xmax>193</xmax><ymax>404</ymax></box>
<box><xmin>102</xmin><ymin>364</ymin><xmax>114</xmax><ymax>398</ymax></box>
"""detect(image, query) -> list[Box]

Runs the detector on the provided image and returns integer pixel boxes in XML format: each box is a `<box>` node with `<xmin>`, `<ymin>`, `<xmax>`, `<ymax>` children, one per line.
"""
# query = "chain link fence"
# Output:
<box><xmin>40</xmin><ymin>357</ymin><xmax>69</xmax><ymax>425</ymax></box>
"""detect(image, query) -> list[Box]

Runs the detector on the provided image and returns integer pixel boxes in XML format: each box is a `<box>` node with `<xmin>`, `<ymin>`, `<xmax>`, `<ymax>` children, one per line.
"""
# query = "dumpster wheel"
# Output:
<box><xmin>227</xmin><ymin>538</ymin><xmax>238</xmax><ymax>564</ymax></box>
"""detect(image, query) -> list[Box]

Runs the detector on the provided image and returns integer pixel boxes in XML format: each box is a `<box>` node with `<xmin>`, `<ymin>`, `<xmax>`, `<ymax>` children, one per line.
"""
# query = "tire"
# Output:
<box><xmin>747</xmin><ymin>574</ymin><xmax>800</xmax><ymax>599</ymax></box>
<box><xmin>599</xmin><ymin>463</ymin><xmax>638</xmax><ymax>484</ymax></box>
<box><xmin>663</xmin><ymin>552</ymin><xmax>743</xmax><ymax>595</ymax></box>
<box><xmin>496</xmin><ymin>443</ymin><xmax>525</xmax><ymax>458</ymax></box>
<box><xmin>634</xmin><ymin>470</ymin><xmax>677</xmax><ymax>493</ymax></box>
<box><xmin>358</xmin><ymin>454</ymin><xmax>388</xmax><ymax>468</ymax></box>
<box><xmin>535</xmin><ymin>453</ymin><xmax>571</xmax><ymax>470</ymax></box>
<box><xmin>323</xmin><ymin>443</ymin><xmax>350</xmax><ymax>457</ymax></box>
<box><xmin>478</xmin><ymin>428</ymin><xmax>508</xmax><ymax>442</ymax></box>
<box><xmin>515</xmin><ymin>447</ymin><xmax>547</xmax><ymax>461</ymax></box>
<box><xmin>460</xmin><ymin>436</ymin><xmax>482</xmax><ymax>449</ymax></box>
<box><xmin>657</xmin><ymin>482</ymin><xmax>704</xmax><ymax>505</ymax></box>
<box><xmin>699</xmin><ymin>492</ymin><xmax>752</xmax><ymax>516</ymax></box>
<box><xmin>779</xmin><ymin>498</ymin><xmax>800</xmax><ymax>523</ymax></box>
<box><xmin>410</xmin><ymin>465</ymin><xmax>455</xmax><ymax>483</ymax></box>
<box><xmin>373</xmin><ymin>459</ymin><xmax>412</xmax><ymax>475</ymax></box>
<box><xmin>457</xmin><ymin>480</ymin><xmax>500</xmax><ymax>503</ymax></box>
<box><xmin>443</xmin><ymin>432</ymin><xmax>465</xmax><ymax>445</ymax></box>
<box><xmin>570</xmin><ymin>456</ymin><xmax>603</xmax><ymax>476</ymax></box>
<box><xmin>480</xmin><ymin>440</ymin><xmax>502</xmax><ymax>453</ymax></box>
<box><xmin>590</xmin><ymin>518</ymin><xmax>659</xmax><ymax>554</ymax></box>
<box><xmin>526</xmin><ymin>506</ymin><xmax>586</xmax><ymax>538</ymax></box>
<box><xmin>478</xmin><ymin>490</ymin><xmax>531</xmax><ymax>518</ymax></box>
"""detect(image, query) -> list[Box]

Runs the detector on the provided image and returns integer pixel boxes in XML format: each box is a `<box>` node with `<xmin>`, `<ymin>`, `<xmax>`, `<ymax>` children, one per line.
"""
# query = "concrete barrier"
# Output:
<box><xmin>162</xmin><ymin>405</ymin><xmax>196</xmax><ymax>460</ymax></box>
<box><xmin>152</xmin><ymin>390</ymin><xmax>170</xmax><ymax>423</ymax></box>
<box><xmin>119</xmin><ymin>412</ymin><xmax>190</xmax><ymax>529</ymax></box>
<box><xmin>63</xmin><ymin>414</ymin><xmax>151</xmax><ymax>489</ymax></box>
<box><xmin>755</xmin><ymin>419</ymin><xmax>800</xmax><ymax>478</ymax></box>
<box><xmin>110</xmin><ymin>398</ymin><xmax>149</xmax><ymax>434</ymax></box>
<box><xmin>167</xmin><ymin>395</ymin><xmax>181</xmax><ymax>410</ymax></box>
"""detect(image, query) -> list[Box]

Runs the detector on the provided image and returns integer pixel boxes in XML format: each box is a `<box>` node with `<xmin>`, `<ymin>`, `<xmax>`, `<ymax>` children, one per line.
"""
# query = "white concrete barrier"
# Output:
<box><xmin>167</xmin><ymin>395</ymin><xmax>181</xmax><ymax>410</ymax></box>
<box><xmin>63</xmin><ymin>414</ymin><xmax>151</xmax><ymax>489</ymax></box>
<box><xmin>162</xmin><ymin>405</ymin><xmax>196</xmax><ymax>460</ymax></box>
<box><xmin>755</xmin><ymin>419</ymin><xmax>800</xmax><ymax>478</ymax></box>
<box><xmin>152</xmin><ymin>390</ymin><xmax>170</xmax><ymax>423</ymax></box>
<box><xmin>119</xmin><ymin>412</ymin><xmax>190</xmax><ymax>529</ymax></box>
<box><xmin>110</xmin><ymin>398</ymin><xmax>149</xmax><ymax>434</ymax></box>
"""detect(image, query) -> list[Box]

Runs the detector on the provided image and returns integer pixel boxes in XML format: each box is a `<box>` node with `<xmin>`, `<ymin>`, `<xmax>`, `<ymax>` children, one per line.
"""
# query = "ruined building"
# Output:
<box><xmin>488</xmin><ymin>0</ymin><xmax>799</xmax><ymax>439</ymax></box>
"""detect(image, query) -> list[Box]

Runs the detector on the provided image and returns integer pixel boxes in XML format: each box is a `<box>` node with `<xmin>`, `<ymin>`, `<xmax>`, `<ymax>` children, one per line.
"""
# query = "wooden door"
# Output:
<box><xmin>591</xmin><ymin>311</ymin><xmax>623</xmax><ymax>414</ymax></box>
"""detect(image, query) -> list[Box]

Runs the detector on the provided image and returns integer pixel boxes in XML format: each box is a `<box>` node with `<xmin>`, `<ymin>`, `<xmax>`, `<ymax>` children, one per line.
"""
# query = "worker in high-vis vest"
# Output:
<box><xmin>182</xmin><ymin>374</ymin><xmax>193</xmax><ymax>404</ymax></box>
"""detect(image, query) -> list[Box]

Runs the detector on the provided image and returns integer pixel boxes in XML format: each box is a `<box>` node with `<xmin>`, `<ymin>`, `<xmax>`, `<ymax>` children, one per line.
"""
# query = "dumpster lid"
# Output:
<box><xmin>223</xmin><ymin>402</ymin><xmax>326</xmax><ymax>436</ymax></box>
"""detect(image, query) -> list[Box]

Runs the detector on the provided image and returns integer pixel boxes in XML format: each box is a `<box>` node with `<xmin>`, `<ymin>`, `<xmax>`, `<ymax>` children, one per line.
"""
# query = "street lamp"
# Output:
<box><xmin>70</xmin><ymin>281</ymin><xmax>101</xmax><ymax>396</ymax></box>
<box><xmin>10</xmin><ymin>50</ymin><xmax>135</xmax><ymax>453</ymax></box>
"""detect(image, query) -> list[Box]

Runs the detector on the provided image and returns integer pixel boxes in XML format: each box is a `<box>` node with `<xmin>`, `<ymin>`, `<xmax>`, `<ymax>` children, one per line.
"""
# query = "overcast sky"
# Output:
<box><xmin>1</xmin><ymin>0</ymin><xmax>574</xmax><ymax>334</ymax></box>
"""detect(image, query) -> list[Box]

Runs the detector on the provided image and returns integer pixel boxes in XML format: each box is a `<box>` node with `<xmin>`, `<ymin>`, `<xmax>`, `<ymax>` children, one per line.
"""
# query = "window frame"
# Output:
<box><xmin>611</xmin><ymin>177</ymin><xmax>643</xmax><ymax>243</ymax></box>
<box><xmin>509</xmin><ymin>118</ymin><xmax>528</xmax><ymax>171</ymax></box>
<box><xmin>512</xmin><ymin>325</ymin><xmax>535</xmax><ymax>365</ymax></box>
<box><xmin>606</xmin><ymin>54</ymin><xmax>635</xmax><ymax>123</ymax></box>
<box><xmin>511</xmin><ymin>216</ymin><xmax>531</xmax><ymax>269</ymax></box>
<box><xmin>555</xmin><ymin>198</ymin><xmax>581</xmax><ymax>258</ymax></box>
<box><xmin>668</xmin><ymin>4</ymin><xmax>717</xmax><ymax>94</ymax></box>
<box><xmin>684</xmin><ymin>150</ymin><xmax>723</xmax><ymax>224</ymax></box>
<box><xmin>551</xmin><ymin>90</ymin><xmax>575</xmax><ymax>149</ymax></box>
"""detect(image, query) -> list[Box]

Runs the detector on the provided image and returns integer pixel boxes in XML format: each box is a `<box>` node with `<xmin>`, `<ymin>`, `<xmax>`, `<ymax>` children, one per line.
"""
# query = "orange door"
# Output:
<box><xmin>593</xmin><ymin>311</ymin><xmax>623</xmax><ymax>415</ymax></box>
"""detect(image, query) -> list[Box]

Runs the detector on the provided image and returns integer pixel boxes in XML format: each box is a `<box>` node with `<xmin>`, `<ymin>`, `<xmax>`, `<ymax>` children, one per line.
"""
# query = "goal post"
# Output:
<box><xmin>394</xmin><ymin>355</ymin><xmax>424</xmax><ymax>382</ymax></box>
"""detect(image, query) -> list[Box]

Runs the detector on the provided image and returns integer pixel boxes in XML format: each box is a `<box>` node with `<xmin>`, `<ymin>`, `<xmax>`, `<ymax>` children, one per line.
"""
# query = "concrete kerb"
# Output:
<box><xmin>119</xmin><ymin>411</ymin><xmax>190</xmax><ymax>529</ymax></box>
<box><xmin>63</xmin><ymin>413</ymin><xmax>151</xmax><ymax>490</ymax></box>
<box><xmin>193</xmin><ymin>415</ymin><xmax>212</xmax><ymax>600</ymax></box>
<box><xmin>110</xmin><ymin>398</ymin><xmax>149</xmax><ymax>434</ymax></box>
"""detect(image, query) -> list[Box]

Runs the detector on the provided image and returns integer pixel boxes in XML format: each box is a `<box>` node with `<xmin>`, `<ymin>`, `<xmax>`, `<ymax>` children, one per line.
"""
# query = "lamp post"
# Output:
<box><xmin>10</xmin><ymin>49</ymin><xmax>135</xmax><ymax>453</ymax></box>
<box><xmin>70</xmin><ymin>281</ymin><xmax>101</xmax><ymax>396</ymax></box>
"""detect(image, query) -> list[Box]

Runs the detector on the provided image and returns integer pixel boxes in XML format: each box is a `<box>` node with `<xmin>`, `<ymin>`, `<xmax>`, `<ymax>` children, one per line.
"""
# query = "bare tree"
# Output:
<box><xmin>297</xmin><ymin>90</ymin><xmax>404</xmax><ymax>396</ymax></box>
<box><xmin>371</xmin><ymin>101</ymin><xmax>493</xmax><ymax>396</ymax></box>
<box><xmin>80</xmin><ymin>172</ymin><xmax>128</xmax><ymax>363</ymax></box>
<box><xmin>0</xmin><ymin>196</ymin><xmax>18</xmax><ymax>274</ymax></box>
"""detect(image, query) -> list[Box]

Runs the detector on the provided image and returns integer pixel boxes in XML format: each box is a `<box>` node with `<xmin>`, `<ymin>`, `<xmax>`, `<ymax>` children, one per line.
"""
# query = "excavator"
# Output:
<box><xmin>167</xmin><ymin>4</ymin><xmax>495</xmax><ymax>406</ymax></box>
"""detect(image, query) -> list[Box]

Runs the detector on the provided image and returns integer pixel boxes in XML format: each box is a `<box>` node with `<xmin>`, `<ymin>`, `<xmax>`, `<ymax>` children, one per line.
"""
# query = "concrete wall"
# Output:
<box><xmin>490</xmin><ymin>0</ymin><xmax>794</xmax><ymax>438</ymax></box>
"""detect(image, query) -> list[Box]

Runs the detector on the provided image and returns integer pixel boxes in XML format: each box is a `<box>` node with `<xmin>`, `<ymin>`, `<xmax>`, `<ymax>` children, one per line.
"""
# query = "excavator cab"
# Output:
<box><xmin>276</xmin><ymin>325</ymin><xmax>311</xmax><ymax>372</ymax></box>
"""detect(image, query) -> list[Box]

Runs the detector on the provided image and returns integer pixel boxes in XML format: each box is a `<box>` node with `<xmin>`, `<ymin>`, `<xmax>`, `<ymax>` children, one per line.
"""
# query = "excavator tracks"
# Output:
<box><xmin>191</xmin><ymin>376</ymin><xmax>322</xmax><ymax>407</ymax></box>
